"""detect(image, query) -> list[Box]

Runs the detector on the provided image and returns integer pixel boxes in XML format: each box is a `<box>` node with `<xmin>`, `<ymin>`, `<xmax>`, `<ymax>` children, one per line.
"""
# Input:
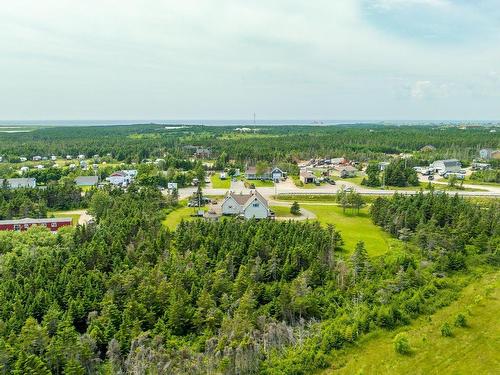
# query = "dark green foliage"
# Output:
<box><xmin>290</xmin><ymin>201</ymin><xmax>301</xmax><ymax>215</ymax></box>
<box><xmin>0</xmin><ymin>182</ymin><xmax>85</xmax><ymax>219</ymax></box>
<box><xmin>393</xmin><ymin>333</ymin><xmax>411</xmax><ymax>355</ymax></box>
<box><xmin>441</xmin><ymin>322</ymin><xmax>453</xmax><ymax>337</ymax></box>
<box><xmin>454</xmin><ymin>313</ymin><xmax>467</xmax><ymax>328</ymax></box>
<box><xmin>0</xmin><ymin>186</ymin><xmax>497</xmax><ymax>373</ymax></box>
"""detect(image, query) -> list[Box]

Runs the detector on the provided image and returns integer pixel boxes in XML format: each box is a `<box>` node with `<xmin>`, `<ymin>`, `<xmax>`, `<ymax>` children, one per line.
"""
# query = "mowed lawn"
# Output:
<box><xmin>302</xmin><ymin>204</ymin><xmax>395</xmax><ymax>256</ymax></box>
<box><xmin>211</xmin><ymin>174</ymin><xmax>231</xmax><ymax>188</ymax></box>
<box><xmin>47</xmin><ymin>211</ymin><xmax>81</xmax><ymax>225</ymax></box>
<box><xmin>270</xmin><ymin>205</ymin><xmax>295</xmax><ymax>218</ymax></box>
<box><xmin>162</xmin><ymin>206</ymin><xmax>198</xmax><ymax>229</ymax></box>
<box><xmin>247</xmin><ymin>179</ymin><xmax>274</xmax><ymax>187</ymax></box>
<box><xmin>326</xmin><ymin>271</ymin><xmax>500</xmax><ymax>375</ymax></box>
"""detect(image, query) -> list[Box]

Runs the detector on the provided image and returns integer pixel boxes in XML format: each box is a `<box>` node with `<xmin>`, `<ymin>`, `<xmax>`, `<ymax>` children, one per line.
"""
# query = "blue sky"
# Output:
<box><xmin>0</xmin><ymin>0</ymin><xmax>499</xmax><ymax>120</ymax></box>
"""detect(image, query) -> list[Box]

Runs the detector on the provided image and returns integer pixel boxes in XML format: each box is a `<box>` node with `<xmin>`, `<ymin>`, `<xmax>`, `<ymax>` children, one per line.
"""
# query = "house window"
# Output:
<box><xmin>253</xmin><ymin>202</ymin><xmax>259</xmax><ymax>207</ymax></box>
<box><xmin>24</xmin><ymin>224</ymin><xmax>29</xmax><ymax>228</ymax></box>
<box><xmin>13</xmin><ymin>224</ymin><xmax>20</xmax><ymax>230</ymax></box>
<box><xmin>51</xmin><ymin>222</ymin><xmax>57</xmax><ymax>228</ymax></box>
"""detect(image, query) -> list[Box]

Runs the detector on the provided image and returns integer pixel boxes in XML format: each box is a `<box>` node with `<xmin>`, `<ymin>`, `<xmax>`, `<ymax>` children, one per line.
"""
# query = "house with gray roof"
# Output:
<box><xmin>74</xmin><ymin>176</ymin><xmax>99</xmax><ymax>187</ymax></box>
<box><xmin>221</xmin><ymin>190</ymin><xmax>271</xmax><ymax>219</ymax></box>
<box><xmin>430</xmin><ymin>159</ymin><xmax>462</xmax><ymax>175</ymax></box>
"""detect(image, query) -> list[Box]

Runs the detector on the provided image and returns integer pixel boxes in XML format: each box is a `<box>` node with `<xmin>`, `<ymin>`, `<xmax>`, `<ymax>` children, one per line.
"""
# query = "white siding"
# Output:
<box><xmin>221</xmin><ymin>196</ymin><xmax>242</xmax><ymax>215</ymax></box>
<box><xmin>243</xmin><ymin>198</ymin><xmax>269</xmax><ymax>219</ymax></box>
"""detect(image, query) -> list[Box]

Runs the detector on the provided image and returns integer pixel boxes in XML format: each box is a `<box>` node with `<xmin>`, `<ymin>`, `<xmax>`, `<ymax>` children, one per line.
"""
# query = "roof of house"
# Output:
<box><xmin>110</xmin><ymin>171</ymin><xmax>127</xmax><ymax>177</ymax></box>
<box><xmin>339</xmin><ymin>165</ymin><xmax>358</xmax><ymax>172</ymax></box>
<box><xmin>226</xmin><ymin>190</ymin><xmax>268</xmax><ymax>209</ymax></box>
<box><xmin>74</xmin><ymin>176</ymin><xmax>98</xmax><ymax>186</ymax></box>
<box><xmin>0</xmin><ymin>217</ymin><xmax>72</xmax><ymax>225</ymax></box>
<box><xmin>300</xmin><ymin>169</ymin><xmax>315</xmax><ymax>178</ymax></box>
<box><xmin>433</xmin><ymin>159</ymin><xmax>461</xmax><ymax>167</ymax></box>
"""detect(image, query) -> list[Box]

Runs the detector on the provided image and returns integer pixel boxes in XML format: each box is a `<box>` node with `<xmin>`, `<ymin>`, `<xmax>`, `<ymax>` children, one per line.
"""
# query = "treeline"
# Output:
<box><xmin>1</xmin><ymin>124</ymin><xmax>498</xmax><ymax>167</ymax></box>
<box><xmin>371</xmin><ymin>193</ymin><xmax>499</xmax><ymax>264</ymax></box>
<box><xmin>0</xmin><ymin>183</ymin><xmax>86</xmax><ymax>219</ymax></box>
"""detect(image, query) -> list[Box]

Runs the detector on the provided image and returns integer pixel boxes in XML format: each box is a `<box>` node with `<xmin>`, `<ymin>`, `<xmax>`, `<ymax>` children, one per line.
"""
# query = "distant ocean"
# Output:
<box><xmin>0</xmin><ymin>119</ymin><xmax>498</xmax><ymax>127</ymax></box>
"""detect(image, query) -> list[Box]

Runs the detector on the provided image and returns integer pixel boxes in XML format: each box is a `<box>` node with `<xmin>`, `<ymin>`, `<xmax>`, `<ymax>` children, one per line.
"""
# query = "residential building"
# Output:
<box><xmin>245</xmin><ymin>166</ymin><xmax>284</xmax><ymax>181</ymax></box>
<box><xmin>106</xmin><ymin>170</ymin><xmax>137</xmax><ymax>186</ymax></box>
<box><xmin>430</xmin><ymin>159</ymin><xmax>462</xmax><ymax>175</ymax></box>
<box><xmin>221</xmin><ymin>190</ymin><xmax>271</xmax><ymax>219</ymax></box>
<box><xmin>194</xmin><ymin>147</ymin><xmax>211</xmax><ymax>158</ymax></box>
<box><xmin>32</xmin><ymin>156</ymin><xmax>42</xmax><ymax>161</ymax></box>
<box><xmin>0</xmin><ymin>217</ymin><xmax>72</xmax><ymax>232</ymax></box>
<box><xmin>300</xmin><ymin>169</ymin><xmax>316</xmax><ymax>184</ymax></box>
<box><xmin>0</xmin><ymin>178</ymin><xmax>36</xmax><ymax>189</ymax></box>
<box><xmin>74</xmin><ymin>176</ymin><xmax>99</xmax><ymax>187</ymax></box>
<box><xmin>492</xmin><ymin>150</ymin><xmax>500</xmax><ymax>160</ymax></box>
<box><xmin>479</xmin><ymin>148</ymin><xmax>493</xmax><ymax>160</ymax></box>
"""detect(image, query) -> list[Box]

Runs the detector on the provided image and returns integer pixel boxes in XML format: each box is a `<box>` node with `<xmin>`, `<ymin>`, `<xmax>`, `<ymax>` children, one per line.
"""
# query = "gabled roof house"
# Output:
<box><xmin>221</xmin><ymin>190</ymin><xmax>271</xmax><ymax>219</ymax></box>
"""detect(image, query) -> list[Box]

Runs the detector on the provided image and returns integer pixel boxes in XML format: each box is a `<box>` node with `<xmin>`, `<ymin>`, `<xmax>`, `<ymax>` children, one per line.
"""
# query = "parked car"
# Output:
<box><xmin>428</xmin><ymin>175</ymin><xmax>434</xmax><ymax>181</ymax></box>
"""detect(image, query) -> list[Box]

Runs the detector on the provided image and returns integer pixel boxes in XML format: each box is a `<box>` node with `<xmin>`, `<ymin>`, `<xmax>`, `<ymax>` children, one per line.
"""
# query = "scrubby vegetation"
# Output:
<box><xmin>0</xmin><ymin>187</ymin><xmax>497</xmax><ymax>373</ymax></box>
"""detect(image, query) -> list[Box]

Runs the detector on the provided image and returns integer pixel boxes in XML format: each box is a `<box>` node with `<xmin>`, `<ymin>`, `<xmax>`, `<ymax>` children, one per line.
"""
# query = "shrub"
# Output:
<box><xmin>290</xmin><ymin>201</ymin><xmax>301</xmax><ymax>216</ymax></box>
<box><xmin>454</xmin><ymin>313</ymin><xmax>467</xmax><ymax>328</ymax></box>
<box><xmin>393</xmin><ymin>333</ymin><xmax>411</xmax><ymax>355</ymax></box>
<box><xmin>441</xmin><ymin>322</ymin><xmax>453</xmax><ymax>337</ymax></box>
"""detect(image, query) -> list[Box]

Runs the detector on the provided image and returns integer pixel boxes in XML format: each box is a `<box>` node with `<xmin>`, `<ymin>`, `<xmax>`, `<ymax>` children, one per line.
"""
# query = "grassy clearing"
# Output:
<box><xmin>211</xmin><ymin>174</ymin><xmax>231</xmax><ymax>189</ymax></box>
<box><xmin>270</xmin><ymin>205</ymin><xmax>296</xmax><ymax>218</ymax></box>
<box><xmin>245</xmin><ymin>179</ymin><xmax>275</xmax><ymax>187</ymax></box>
<box><xmin>326</xmin><ymin>271</ymin><xmax>500</xmax><ymax>375</ymax></box>
<box><xmin>47</xmin><ymin>211</ymin><xmax>81</xmax><ymax>225</ymax></box>
<box><xmin>161</xmin><ymin>206</ymin><xmax>200</xmax><ymax>229</ymax></box>
<box><xmin>303</xmin><ymin>204</ymin><xmax>398</xmax><ymax>256</ymax></box>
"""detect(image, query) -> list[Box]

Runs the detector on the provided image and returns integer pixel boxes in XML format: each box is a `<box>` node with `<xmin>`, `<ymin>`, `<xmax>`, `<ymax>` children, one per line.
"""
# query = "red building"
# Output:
<box><xmin>0</xmin><ymin>217</ymin><xmax>73</xmax><ymax>232</ymax></box>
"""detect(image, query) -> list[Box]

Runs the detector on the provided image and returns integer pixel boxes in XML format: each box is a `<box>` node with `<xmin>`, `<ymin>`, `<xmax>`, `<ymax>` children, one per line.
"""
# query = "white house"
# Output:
<box><xmin>106</xmin><ymin>170</ymin><xmax>137</xmax><ymax>186</ymax></box>
<box><xmin>0</xmin><ymin>178</ymin><xmax>36</xmax><ymax>189</ymax></box>
<box><xmin>32</xmin><ymin>156</ymin><xmax>42</xmax><ymax>161</ymax></box>
<box><xmin>221</xmin><ymin>190</ymin><xmax>270</xmax><ymax>219</ymax></box>
<box><xmin>106</xmin><ymin>171</ymin><xmax>131</xmax><ymax>186</ymax></box>
<box><xmin>19</xmin><ymin>166</ymin><xmax>29</xmax><ymax>174</ymax></box>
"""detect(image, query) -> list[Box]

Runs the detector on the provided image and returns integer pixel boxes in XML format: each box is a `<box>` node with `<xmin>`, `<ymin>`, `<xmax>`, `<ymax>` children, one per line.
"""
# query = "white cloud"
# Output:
<box><xmin>0</xmin><ymin>0</ymin><xmax>498</xmax><ymax>120</ymax></box>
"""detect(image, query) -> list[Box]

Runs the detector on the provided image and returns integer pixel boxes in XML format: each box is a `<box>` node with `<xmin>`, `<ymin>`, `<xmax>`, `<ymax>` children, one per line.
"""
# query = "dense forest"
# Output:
<box><xmin>0</xmin><ymin>187</ymin><xmax>497</xmax><ymax>374</ymax></box>
<box><xmin>0</xmin><ymin>183</ymin><xmax>86</xmax><ymax>219</ymax></box>
<box><xmin>1</xmin><ymin>124</ymin><xmax>498</xmax><ymax>166</ymax></box>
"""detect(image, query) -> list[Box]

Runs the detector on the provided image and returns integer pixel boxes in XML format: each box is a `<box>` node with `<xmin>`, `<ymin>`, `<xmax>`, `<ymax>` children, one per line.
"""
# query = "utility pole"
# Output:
<box><xmin>253</xmin><ymin>112</ymin><xmax>256</xmax><ymax>126</ymax></box>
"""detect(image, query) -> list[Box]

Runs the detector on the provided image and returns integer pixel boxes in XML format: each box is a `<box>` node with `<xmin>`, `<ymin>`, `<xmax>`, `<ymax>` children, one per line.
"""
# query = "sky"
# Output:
<box><xmin>1</xmin><ymin>0</ymin><xmax>499</xmax><ymax>121</ymax></box>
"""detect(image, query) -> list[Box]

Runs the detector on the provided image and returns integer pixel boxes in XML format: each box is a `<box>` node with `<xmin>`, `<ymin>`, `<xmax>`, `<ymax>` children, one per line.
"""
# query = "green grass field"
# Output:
<box><xmin>270</xmin><ymin>205</ymin><xmax>296</xmax><ymax>218</ymax></box>
<box><xmin>211</xmin><ymin>174</ymin><xmax>231</xmax><ymax>188</ymax></box>
<box><xmin>246</xmin><ymin>179</ymin><xmax>274</xmax><ymax>187</ymax></box>
<box><xmin>161</xmin><ymin>206</ymin><xmax>200</xmax><ymax>229</ymax></box>
<box><xmin>47</xmin><ymin>211</ymin><xmax>81</xmax><ymax>225</ymax></box>
<box><xmin>303</xmin><ymin>204</ymin><xmax>398</xmax><ymax>256</ymax></box>
<box><xmin>326</xmin><ymin>271</ymin><xmax>500</xmax><ymax>375</ymax></box>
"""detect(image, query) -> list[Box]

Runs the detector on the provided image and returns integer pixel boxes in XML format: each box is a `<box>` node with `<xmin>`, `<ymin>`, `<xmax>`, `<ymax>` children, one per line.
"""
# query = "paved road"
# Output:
<box><xmin>172</xmin><ymin>179</ymin><xmax>500</xmax><ymax>201</ymax></box>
